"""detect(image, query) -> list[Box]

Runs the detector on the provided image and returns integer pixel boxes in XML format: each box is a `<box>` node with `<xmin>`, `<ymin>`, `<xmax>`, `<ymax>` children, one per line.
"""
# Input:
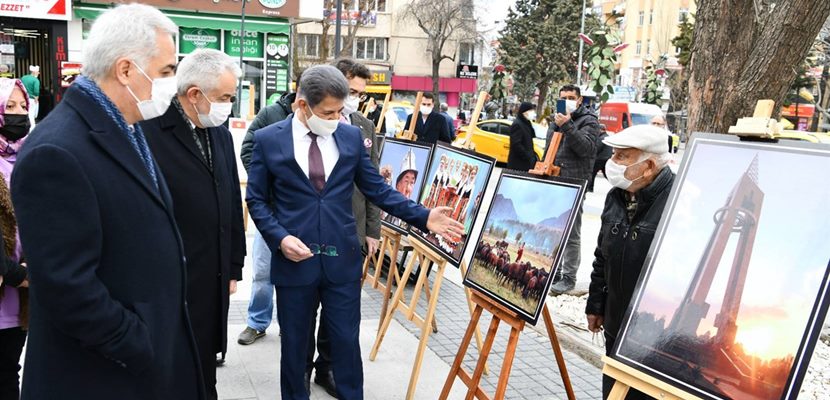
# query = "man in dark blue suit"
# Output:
<box><xmin>403</xmin><ymin>92</ymin><xmax>453</xmax><ymax>144</ymax></box>
<box><xmin>247</xmin><ymin>65</ymin><xmax>463</xmax><ymax>400</ymax></box>
<box><xmin>10</xmin><ymin>4</ymin><xmax>203</xmax><ymax>399</ymax></box>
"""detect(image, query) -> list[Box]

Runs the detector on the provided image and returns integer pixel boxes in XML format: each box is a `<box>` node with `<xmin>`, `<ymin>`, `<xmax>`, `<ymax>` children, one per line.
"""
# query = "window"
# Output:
<box><xmin>636</xmin><ymin>41</ymin><xmax>642</xmax><ymax>55</ymax></box>
<box><xmin>298</xmin><ymin>34</ymin><xmax>319</xmax><ymax>58</ymax></box>
<box><xmin>649</xmin><ymin>10</ymin><xmax>654</xmax><ymax>24</ymax></box>
<box><xmin>459</xmin><ymin>42</ymin><xmax>475</xmax><ymax>65</ymax></box>
<box><xmin>675</xmin><ymin>46</ymin><xmax>682</xmax><ymax>55</ymax></box>
<box><xmin>678</xmin><ymin>8</ymin><xmax>689</xmax><ymax>22</ymax></box>
<box><xmin>638</xmin><ymin>11</ymin><xmax>644</xmax><ymax>26</ymax></box>
<box><xmin>479</xmin><ymin>122</ymin><xmax>501</xmax><ymax>134</ymax></box>
<box><xmin>647</xmin><ymin>39</ymin><xmax>652</xmax><ymax>54</ymax></box>
<box><xmin>355</xmin><ymin>0</ymin><xmax>386</xmax><ymax>12</ymax></box>
<box><xmin>354</xmin><ymin>37</ymin><xmax>387</xmax><ymax>60</ymax></box>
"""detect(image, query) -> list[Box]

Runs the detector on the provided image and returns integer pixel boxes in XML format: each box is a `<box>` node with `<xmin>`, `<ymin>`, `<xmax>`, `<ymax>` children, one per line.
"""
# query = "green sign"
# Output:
<box><xmin>179</xmin><ymin>27</ymin><xmax>221</xmax><ymax>54</ymax></box>
<box><xmin>224</xmin><ymin>30</ymin><xmax>264</xmax><ymax>58</ymax></box>
<box><xmin>264</xmin><ymin>33</ymin><xmax>291</xmax><ymax>100</ymax></box>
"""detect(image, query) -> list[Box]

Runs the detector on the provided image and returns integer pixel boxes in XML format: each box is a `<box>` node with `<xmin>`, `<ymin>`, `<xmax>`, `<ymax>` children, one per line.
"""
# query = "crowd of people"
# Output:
<box><xmin>0</xmin><ymin>3</ymin><xmax>682</xmax><ymax>400</ymax></box>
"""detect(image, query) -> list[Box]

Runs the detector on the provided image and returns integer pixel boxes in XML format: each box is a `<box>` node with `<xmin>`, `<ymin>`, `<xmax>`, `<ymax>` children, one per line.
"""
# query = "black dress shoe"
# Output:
<box><xmin>304</xmin><ymin>371</ymin><xmax>311</xmax><ymax>396</ymax></box>
<box><xmin>216</xmin><ymin>353</ymin><xmax>226</xmax><ymax>366</ymax></box>
<box><xmin>314</xmin><ymin>370</ymin><xmax>337</xmax><ymax>398</ymax></box>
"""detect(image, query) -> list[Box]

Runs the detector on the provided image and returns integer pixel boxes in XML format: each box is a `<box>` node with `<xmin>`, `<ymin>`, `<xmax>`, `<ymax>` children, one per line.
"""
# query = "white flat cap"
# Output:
<box><xmin>29</xmin><ymin>65</ymin><xmax>40</xmax><ymax>72</ymax></box>
<box><xmin>603</xmin><ymin>124</ymin><xmax>669</xmax><ymax>154</ymax></box>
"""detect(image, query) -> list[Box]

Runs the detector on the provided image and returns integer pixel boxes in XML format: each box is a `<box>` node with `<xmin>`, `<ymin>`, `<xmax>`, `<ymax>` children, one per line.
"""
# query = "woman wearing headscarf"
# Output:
<box><xmin>507</xmin><ymin>101</ymin><xmax>538</xmax><ymax>171</ymax></box>
<box><xmin>0</xmin><ymin>77</ymin><xmax>30</xmax><ymax>399</ymax></box>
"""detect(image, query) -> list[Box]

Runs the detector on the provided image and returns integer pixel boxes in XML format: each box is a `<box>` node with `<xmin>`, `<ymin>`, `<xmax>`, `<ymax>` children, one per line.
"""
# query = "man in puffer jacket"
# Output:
<box><xmin>584</xmin><ymin>125</ymin><xmax>675</xmax><ymax>399</ymax></box>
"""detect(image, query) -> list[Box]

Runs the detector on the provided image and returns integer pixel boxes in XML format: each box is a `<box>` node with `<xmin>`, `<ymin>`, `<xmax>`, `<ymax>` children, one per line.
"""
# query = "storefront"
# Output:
<box><xmin>69</xmin><ymin>0</ymin><xmax>298</xmax><ymax>118</ymax></box>
<box><xmin>390</xmin><ymin>75</ymin><xmax>477</xmax><ymax>108</ymax></box>
<box><xmin>0</xmin><ymin>0</ymin><xmax>71</xmax><ymax>112</ymax></box>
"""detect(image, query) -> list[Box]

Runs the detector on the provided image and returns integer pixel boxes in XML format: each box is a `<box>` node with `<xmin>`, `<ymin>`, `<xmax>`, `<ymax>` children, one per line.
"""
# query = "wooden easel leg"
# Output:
<box><xmin>371</xmin><ymin>235</ymin><xmax>391</xmax><ymax>289</ymax></box>
<box><xmin>460</xmin><ymin>261</ymin><xmax>489</xmax><ymax>375</ymax></box>
<box><xmin>361</xmin><ymin>240</ymin><xmax>376</xmax><ymax>287</ymax></box>
<box><xmin>377</xmin><ymin>237</ymin><xmax>401</xmax><ymax>331</ymax></box>
<box><xmin>439</xmin><ymin>305</ymin><xmax>483</xmax><ymax>400</ymax></box>
<box><xmin>420</xmin><ymin>262</ymin><xmax>440</xmax><ymax>333</ymax></box>
<box><xmin>543</xmin><ymin>305</ymin><xmax>576</xmax><ymax>400</ymax></box>
<box><xmin>370</xmin><ymin>250</ymin><xmax>417</xmax><ymax>361</ymax></box>
<box><xmin>607</xmin><ymin>381</ymin><xmax>630</xmax><ymax>400</ymax></box>
<box><xmin>465</xmin><ymin>316</ymin><xmax>500</xmax><ymax>400</ymax></box>
<box><xmin>493</xmin><ymin>326</ymin><xmax>522</xmax><ymax>400</ymax></box>
<box><xmin>405</xmin><ymin>262</ymin><xmax>447</xmax><ymax>400</ymax></box>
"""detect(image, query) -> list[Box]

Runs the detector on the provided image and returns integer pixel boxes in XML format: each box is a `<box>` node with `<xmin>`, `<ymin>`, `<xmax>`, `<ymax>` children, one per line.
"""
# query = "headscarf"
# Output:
<box><xmin>0</xmin><ymin>78</ymin><xmax>30</xmax><ymax>156</ymax></box>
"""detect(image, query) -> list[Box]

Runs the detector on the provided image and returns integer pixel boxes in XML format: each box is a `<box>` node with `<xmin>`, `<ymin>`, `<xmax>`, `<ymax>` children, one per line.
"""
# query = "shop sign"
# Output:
<box><xmin>264</xmin><ymin>33</ymin><xmax>290</xmax><ymax>103</ymax></box>
<box><xmin>224</xmin><ymin>30</ymin><xmax>264</xmax><ymax>58</ymax></box>
<box><xmin>179</xmin><ymin>28</ymin><xmax>221</xmax><ymax>54</ymax></box>
<box><xmin>370</xmin><ymin>69</ymin><xmax>391</xmax><ymax>85</ymax></box>
<box><xmin>0</xmin><ymin>0</ymin><xmax>71</xmax><ymax>21</ymax></box>
<box><xmin>82</xmin><ymin>0</ymin><xmax>301</xmax><ymax>18</ymax></box>
<box><xmin>456</xmin><ymin>64</ymin><xmax>478</xmax><ymax>79</ymax></box>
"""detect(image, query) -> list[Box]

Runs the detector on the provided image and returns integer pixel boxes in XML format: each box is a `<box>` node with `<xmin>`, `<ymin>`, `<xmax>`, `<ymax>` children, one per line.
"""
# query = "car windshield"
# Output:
<box><xmin>631</xmin><ymin>113</ymin><xmax>659</xmax><ymax>126</ymax></box>
<box><xmin>394</xmin><ymin>107</ymin><xmax>409</xmax><ymax>121</ymax></box>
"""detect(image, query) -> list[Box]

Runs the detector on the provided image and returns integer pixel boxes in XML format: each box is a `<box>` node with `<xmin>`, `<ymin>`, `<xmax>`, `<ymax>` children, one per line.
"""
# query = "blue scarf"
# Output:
<box><xmin>73</xmin><ymin>76</ymin><xmax>158</xmax><ymax>189</ymax></box>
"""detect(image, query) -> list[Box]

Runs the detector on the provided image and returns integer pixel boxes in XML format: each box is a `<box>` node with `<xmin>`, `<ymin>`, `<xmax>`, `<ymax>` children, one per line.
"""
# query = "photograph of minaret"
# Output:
<box><xmin>613</xmin><ymin>136</ymin><xmax>830</xmax><ymax>400</ymax></box>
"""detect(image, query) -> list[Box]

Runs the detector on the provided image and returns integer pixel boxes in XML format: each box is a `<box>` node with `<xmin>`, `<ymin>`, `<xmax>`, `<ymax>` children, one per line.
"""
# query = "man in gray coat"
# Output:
<box><xmin>546</xmin><ymin>84</ymin><xmax>601</xmax><ymax>294</ymax></box>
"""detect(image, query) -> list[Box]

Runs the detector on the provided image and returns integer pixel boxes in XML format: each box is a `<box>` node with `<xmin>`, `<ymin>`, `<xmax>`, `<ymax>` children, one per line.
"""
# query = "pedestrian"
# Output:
<box><xmin>650</xmin><ymin>114</ymin><xmax>677</xmax><ymax>153</ymax></box>
<box><xmin>237</xmin><ymin>74</ymin><xmax>301</xmax><ymax>347</ymax></box>
<box><xmin>19</xmin><ymin>66</ymin><xmax>39</xmax><ymax>127</ymax></box>
<box><xmin>584</xmin><ymin>125</ymin><xmax>675</xmax><ymax>399</ymax></box>
<box><xmin>10</xmin><ymin>4</ymin><xmax>204</xmax><ymax>399</ymax></box>
<box><xmin>139</xmin><ymin>49</ymin><xmax>246</xmax><ymax>399</ymax></box>
<box><xmin>507</xmin><ymin>101</ymin><xmax>538</xmax><ymax>171</ymax></box>
<box><xmin>0</xmin><ymin>77</ymin><xmax>30</xmax><ymax>400</ymax></box>
<box><xmin>439</xmin><ymin>102</ymin><xmax>456</xmax><ymax>140</ymax></box>
<box><xmin>246</xmin><ymin>64</ymin><xmax>463</xmax><ymax>400</ymax></box>
<box><xmin>547</xmin><ymin>84</ymin><xmax>601</xmax><ymax>294</ymax></box>
<box><xmin>588</xmin><ymin>124</ymin><xmax>612</xmax><ymax>192</ymax></box>
<box><xmin>404</xmin><ymin>92</ymin><xmax>453</xmax><ymax>144</ymax></box>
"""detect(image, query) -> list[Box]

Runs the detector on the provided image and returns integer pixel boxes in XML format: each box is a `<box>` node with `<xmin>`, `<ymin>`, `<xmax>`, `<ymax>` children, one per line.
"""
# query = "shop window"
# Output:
<box><xmin>239</xmin><ymin>60</ymin><xmax>264</xmax><ymax>119</ymax></box>
<box><xmin>459</xmin><ymin>42</ymin><xmax>475</xmax><ymax>65</ymax></box>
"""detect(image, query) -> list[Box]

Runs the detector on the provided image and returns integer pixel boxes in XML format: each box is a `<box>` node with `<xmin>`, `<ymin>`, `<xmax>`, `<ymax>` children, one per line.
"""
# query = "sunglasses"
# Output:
<box><xmin>309</xmin><ymin>243</ymin><xmax>338</xmax><ymax>257</ymax></box>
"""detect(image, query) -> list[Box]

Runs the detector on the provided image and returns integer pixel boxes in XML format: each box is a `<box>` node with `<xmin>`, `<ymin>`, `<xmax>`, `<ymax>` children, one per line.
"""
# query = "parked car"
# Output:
<box><xmin>453</xmin><ymin>119</ymin><xmax>547</xmax><ymax>164</ymax></box>
<box><xmin>599</xmin><ymin>101</ymin><xmax>663</xmax><ymax>133</ymax></box>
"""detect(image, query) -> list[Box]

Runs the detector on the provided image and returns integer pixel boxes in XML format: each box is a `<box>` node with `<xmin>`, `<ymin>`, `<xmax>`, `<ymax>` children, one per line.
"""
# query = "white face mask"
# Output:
<box><xmin>305</xmin><ymin>105</ymin><xmax>339</xmax><ymax>137</ymax></box>
<box><xmin>342</xmin><ymin>95</ymin><xmax>360</xmax><ymax>116</ymax></box>
<box><xmin>420</xmin><ymin>105</ymin><xmax>433</xmax><ymax>115</ymax></box>
<box><xmin>125</xmin><ymin>61</ymin><xmax>177</xmax><ymax>121</ymax></box>
<box><xmin>524</xmin><ymin>111</ymin><xmax>537</xmax><ymax>121</ymax></box>
<box><xmin>565</xmin><ymin>100</ymin><xmax>578</xmax><ymax>114</ymax></box>
<box><xmin>605</xmin><ymin>157</ymin><xmax>647</xmax><ymax>190</ymax></box>
<box><xmin>194</xmin><ymin>89</ymin><xmax>233</xmax><ymax>128</ymax></box>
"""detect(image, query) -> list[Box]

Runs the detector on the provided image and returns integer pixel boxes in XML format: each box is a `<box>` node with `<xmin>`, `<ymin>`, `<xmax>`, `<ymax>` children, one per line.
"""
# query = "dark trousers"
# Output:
<box><xmin>589</xmin><ymin>157</ymin><xmax>609</xmax><ymax>191</ymax></box>
<box><xmin>0</xmin><ymin>327</ymin><xmax>26</xmax><ymax>400</ymax></box>
<box><xmin>306</xmin><ymin>307</ymin><xmax>332</xmax><ymax>375</ymax></box>
<box><xmin>276</xmin><ymin>276</ymin><xmax>363</xmax><ymax>400</ymax></box>
<box><xmin>603</xmin><ymin>335</ymin><xmax>649</xmax><ymax>400</ymax></box>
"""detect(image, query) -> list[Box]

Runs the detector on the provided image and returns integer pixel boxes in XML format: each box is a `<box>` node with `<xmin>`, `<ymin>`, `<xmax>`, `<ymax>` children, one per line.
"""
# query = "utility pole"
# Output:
<box><xmin>335</xmin><ymin>0</ymin><xmax>343</xmax><ymax>56</ymax></box>
<box><xmin>235</xmin><ymin>0</ymin><xmax>247</xmax><ymax>117</ymax></box>
<box><xmin>576</xmin><ymin>0</ymin><xmax>587</xmax><ymax>86</ymax></box>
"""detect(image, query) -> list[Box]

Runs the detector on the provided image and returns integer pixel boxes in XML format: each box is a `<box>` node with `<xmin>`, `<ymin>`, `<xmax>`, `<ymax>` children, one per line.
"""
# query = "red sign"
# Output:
<box><xmin>0</xmin><ymin>0</ymin><xmax>71</xmax><ymax>21</ymax></box>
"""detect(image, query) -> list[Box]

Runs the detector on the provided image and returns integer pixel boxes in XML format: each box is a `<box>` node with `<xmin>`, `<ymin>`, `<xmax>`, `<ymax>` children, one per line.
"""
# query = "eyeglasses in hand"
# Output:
<box><xmin>309</xmin><ymin>243</ymin><xmax>338</xmax><ymax>257</ymax></box>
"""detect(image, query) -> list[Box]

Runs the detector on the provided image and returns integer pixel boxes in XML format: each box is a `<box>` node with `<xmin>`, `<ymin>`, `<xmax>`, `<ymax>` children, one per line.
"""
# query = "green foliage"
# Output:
<box><xmin>642</xmin><ymin>66</ymin><xmax>663</xmax><ymax>106</ymax></box>
<box><xmin>584</xmin><ymin>29</ymin><xmax>621</xmax><ymax>105</ymax></box>
<box><xmin>671</xmin><ymin>14</ymin><xmax>694</xmax><ymax>68</ymax></box>
<box><xmin>498</xmin><ymin>0</ymin><xmax>600</xmax><ymax>103</ymax></box>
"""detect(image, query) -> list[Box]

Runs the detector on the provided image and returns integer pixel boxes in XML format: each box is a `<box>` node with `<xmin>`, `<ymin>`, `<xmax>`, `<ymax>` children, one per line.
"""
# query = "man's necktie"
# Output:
<box><xmin>308</xmin><ymin>133</ymin><xmax>326</xmax><ymax>192</ymax></box>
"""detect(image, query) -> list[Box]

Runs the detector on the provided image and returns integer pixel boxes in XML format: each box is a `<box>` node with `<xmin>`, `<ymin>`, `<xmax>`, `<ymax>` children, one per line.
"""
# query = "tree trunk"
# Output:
<box><xmin>432</xmin><ymin>53</ymin><xmax>441</xmax><ymax>101</ymax></box>
<box><xmin>536</xmin><ymin>81</ymin><xmax>549</xmax><ymax>117</ymax></box>
<box><xmin>687</xmin><ymin>0</ymin><xmax>830</xmax><ymax>135</ymax></box>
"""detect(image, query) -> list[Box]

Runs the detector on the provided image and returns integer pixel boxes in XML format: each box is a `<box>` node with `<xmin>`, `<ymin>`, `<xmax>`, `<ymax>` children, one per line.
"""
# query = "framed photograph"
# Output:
<box><xmin>377</xmin><ymin>138</ymin><xmax>433</xmax><ymax>234</ymax></box>
<box><xmin>463</xmin><ymin>172</ymin><xmax>585</xmax><ymax>324</ymax></box>
<box><xmin>613</xmin><ymin>134</ymin><xmax>830</xmax><ymax>400</ymax></box>
<box><xmin>409</xmin><ymin>143</ymin><xmax>496</xmax><ymax>265</ymax></box>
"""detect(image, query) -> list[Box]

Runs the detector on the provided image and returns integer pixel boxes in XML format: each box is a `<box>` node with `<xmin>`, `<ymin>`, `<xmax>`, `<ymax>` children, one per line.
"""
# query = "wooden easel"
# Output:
<box><xmin>369</xmin><ymin>239</ymin><xmax>488</xmax><ymax>400</ymax></box>
<box><xmin>439</xmin><ymin>293</ymin><xmax>576</xmax><ymax>400</ymax></box>
<box><xmin>439</xmin><ymin>136</ymin><xmax>577</xmax><ymax>399</ymax></box>
<box><xmin>457</xmin><ymin>91</ymin><xmax>490</xmax><ymax>150</ymax></box>
<box><xmin>373</xmin><ymin>91</ymin><xmax>392</xmax><ymax>134</ymax></box>
<box><xmin>361</xmin><ymin>225</ymin><xmax>407</xmax><ymax>330</ymax></box>
<box><xmin>603</xmin><ymin>356</ymin><xmax>702</xmax><ymax>400</ymax></box>
<box><xmin>400</xmin><ymin>91</ymin><xmax>424</xmax><ymax>141</ymax></box>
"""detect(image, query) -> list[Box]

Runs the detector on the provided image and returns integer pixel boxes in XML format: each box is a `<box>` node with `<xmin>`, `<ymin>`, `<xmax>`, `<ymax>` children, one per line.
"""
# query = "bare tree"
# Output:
<box><xmin>400</xmin><ymin>0</ymin><xmax>477</xmax><ymax>100</ymax></box>
<box><xmin>319</xmin><ymin>0</ymin><xmax>372</xmax><ymax>62</ymax></box>
<box><xmin>686</xmin><ymin>0</ymin><xmax>830</xmax><ymax>135</ymax></box>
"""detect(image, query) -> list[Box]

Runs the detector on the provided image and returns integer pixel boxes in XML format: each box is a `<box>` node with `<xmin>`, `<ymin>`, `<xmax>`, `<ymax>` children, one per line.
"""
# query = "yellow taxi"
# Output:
<box><xmin>774</xmin><ymin>130</ymin><xmax>822</xmax><ymax>143</ymax></box>
<box><xmin>383</xmin><ymin>101</ymin><xmax>413</xmax><ymax>137</ymax></box>
<box><xmin>453</xmin><ymin>119</ymin><xmax>548</xmax><ymax>164</ymax></box>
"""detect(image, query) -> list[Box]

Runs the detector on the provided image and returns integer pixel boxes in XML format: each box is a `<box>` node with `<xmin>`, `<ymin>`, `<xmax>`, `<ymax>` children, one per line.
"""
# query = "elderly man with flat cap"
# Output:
<box><xmin>584</xmin><ymin>124</ymin><xmax>675</xmax><ymax>400</ymax></box>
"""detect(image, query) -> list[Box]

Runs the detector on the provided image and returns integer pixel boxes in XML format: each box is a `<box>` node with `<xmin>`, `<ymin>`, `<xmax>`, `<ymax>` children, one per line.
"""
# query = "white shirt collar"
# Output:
<box><xmin>291</xmin><ymin>113</ymin><xmax>334</xmax><ymax>142</ymax></box>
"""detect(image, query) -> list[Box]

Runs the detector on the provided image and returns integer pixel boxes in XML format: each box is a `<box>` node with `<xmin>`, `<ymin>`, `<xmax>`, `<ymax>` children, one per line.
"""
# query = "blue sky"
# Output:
<box><xmin>378</xmin><ymin>141</ymin><xmax>431</xmax><ymax>200</ymax></box>
<box><xmin>633</xmin><ymin>140</ymin><xmax>830</xmax><ymax>359</ymax></box>
<box><xmin>497</xmin><ymin>176</ymin><xmax>578</xmax><ymax>225</ymax></box>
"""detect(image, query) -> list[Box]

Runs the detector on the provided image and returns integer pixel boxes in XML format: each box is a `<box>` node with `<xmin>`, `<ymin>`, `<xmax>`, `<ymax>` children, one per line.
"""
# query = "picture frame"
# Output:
<box><xmin>377</xmin><ymin>138</ymin><xmax>434</xmax><ymax>234</ymax></box>
<box><xmin>612</xmin><ymin>133</ymin><xmax>830</xmax><ymax>400</ymax></box>
<box><xmin>409</xmin><ymin>143</ymin><xmax>496</xmax><ymax>265</ymax></box>
<box><xmin>463</xmin><ymin>171</ymin><xmax>585</xmax><ymax>324</ymax></box>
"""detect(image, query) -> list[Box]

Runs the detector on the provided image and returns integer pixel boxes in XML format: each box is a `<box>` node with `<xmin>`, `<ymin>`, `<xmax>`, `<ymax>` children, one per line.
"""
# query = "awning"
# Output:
<box><xmin>73</xmin><ymin>3</ymin><xmax>289</xmax><ymax>35</ymax></box>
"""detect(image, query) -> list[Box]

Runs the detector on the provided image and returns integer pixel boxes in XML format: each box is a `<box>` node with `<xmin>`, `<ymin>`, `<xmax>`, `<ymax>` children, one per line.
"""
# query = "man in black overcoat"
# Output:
<box><xmin>10</xmin><ymin>4</ymin><xmax>204</xmax><ymax>399</ymax></box>
<box><xmin>141</xmin><ymin>49</ymin><xmax>246</xmax><ymax>399</ymax></box>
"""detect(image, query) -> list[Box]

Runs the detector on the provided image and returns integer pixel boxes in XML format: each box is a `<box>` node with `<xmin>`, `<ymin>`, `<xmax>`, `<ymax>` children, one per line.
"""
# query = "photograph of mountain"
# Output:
<box><xmin>463</xmin><ymin>172</ymin><xmax>584</xmax><ymax>324</ymax></box>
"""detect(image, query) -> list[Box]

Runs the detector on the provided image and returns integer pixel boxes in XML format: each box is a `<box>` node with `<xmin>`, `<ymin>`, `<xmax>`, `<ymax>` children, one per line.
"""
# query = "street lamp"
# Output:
<box><xmin>576</xmin><ymin>0</ymin><xmax>587</xmax><ymax>86</ymax></box>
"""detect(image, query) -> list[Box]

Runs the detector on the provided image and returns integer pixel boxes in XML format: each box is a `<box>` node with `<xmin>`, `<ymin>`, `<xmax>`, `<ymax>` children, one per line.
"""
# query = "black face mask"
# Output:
<box><xmin>0</xmin><ymin>114</ymin><xmax>30</xmax><ymax>142</ymax></box>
